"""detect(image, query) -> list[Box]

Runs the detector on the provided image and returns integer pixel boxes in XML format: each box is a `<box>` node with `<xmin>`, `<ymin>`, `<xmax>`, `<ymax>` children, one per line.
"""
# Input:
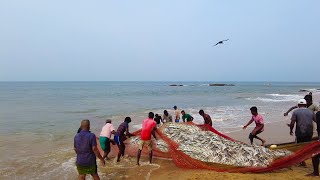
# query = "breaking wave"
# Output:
<box><xmin>247</xmin><ymin>94</ymin><xmax>302</xmax><ymax>102</ymax></box>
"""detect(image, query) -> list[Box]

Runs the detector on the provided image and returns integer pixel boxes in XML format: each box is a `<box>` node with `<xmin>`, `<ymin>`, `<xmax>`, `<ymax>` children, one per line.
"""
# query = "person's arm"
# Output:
<box><xmin>161</xmin><ymin>116</ymin><xmax>165</xmax><ymax>123</ymax></box>
<box><xmin>289</xmin><ymin>120</ymin><xmax>295</xmax><ymax>136</ymax></box>
<box><xmin>110</xmin><ymin>125</ymin><xmax>116</xmax><ymax>134</ymax></box>
<box><xmin>90</xmin><ymin>134</ymin><xmax>105</xmax><ymax>166</ymax></box>
<box><xmin>289</xmin><ymin>112</ymin><xmax>297</xmax><ymax>135</ymax></box>
<box><xmin>74</xmin><ymin>137</ymin><xmax>78</xmax><ymax>153</ymax></box>
<box><xmin>152</xmin><ymin>127</ymin><xmax>157</xmax><ymax>140</ymax></box>
<box><xmin>126</xmin><ymin>127</ymin><xmax>134</xmax><ymax>137</ymax></box>
<box><xmin>92</xmin><ymin>146</ymin><xmax>105</xmax><ymax>166</ymax></box>
<box><xmin>316</xmin><ymin>112</ymin><xmax>320</xmax><ymax>139</ymax></box>
<box><xmin>284</xmin><ymin>106</ymin><xmax>298</xmax><ymax>116</ymax></box>
<box><xmin>182</xmin><ymin>116</ymin><xmax>185</xmax><ymax>122</ymax></box>
<box><xmin>243</xmin><ymin>118</ymin><xmax>254</xmax><ymax>129</ymax></box>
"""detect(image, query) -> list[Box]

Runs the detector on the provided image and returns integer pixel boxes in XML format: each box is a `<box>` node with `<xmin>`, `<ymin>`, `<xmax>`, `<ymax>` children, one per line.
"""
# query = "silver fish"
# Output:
<box><xmin>162</xmin><ymin>123</ymin><xmax>292</xmax><ymax>167</ymax></box>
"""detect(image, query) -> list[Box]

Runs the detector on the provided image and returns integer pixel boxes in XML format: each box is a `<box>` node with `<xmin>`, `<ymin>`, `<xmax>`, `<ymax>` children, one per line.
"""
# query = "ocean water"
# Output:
<box><xmin>0</xmin><ymin>81</ymin><xmax>319</xmax><ymax>179</ymax></box>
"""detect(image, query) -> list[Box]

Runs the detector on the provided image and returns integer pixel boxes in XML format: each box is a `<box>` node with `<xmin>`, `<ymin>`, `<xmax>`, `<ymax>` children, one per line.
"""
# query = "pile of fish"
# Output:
<box><xmin>161</xmin><ymin>123</ymin><xmax>292</xmax><ymax>167</ymax></box>
<box><xmin>130</xmin><ymin>136</ymin><xmax>169</xmax><ymax>152</ymax></box>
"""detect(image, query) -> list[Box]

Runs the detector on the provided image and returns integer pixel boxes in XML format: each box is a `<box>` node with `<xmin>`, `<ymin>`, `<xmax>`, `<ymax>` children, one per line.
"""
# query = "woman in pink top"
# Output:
<box><xmin>243</xmin><ymin>106</ymin><xmax>266</xmax><ymax>146</ymax></box>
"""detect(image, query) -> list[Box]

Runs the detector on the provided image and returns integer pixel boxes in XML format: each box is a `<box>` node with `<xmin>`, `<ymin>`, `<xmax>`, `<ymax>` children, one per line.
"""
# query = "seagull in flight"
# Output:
<box><xmin>213</xmin><ymin>39</ymin><xmax>229</xmax><ymax>46</ymax></box>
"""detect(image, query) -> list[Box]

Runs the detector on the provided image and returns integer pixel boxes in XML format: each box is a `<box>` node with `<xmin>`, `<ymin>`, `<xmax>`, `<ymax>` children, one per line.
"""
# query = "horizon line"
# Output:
<box><xmin>1</xmin><ymin>80</ymin><xmax>320</xmax><ymax>83</ymax></box>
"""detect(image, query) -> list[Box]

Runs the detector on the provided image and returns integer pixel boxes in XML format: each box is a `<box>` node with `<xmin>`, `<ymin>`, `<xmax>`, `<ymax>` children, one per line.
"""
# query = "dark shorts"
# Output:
<box><xmin>99</xmin><ymin>136</ymin><xmax>110</xmax><ymax>151</ymax></box>
<box><xmin>76</xmin><ymin>164</ymin><xmax>97</xmax><ymax>175</ymax></box>
<box><xmin>114</xmin><ymin>135</ymin><xmax>123</xmax><ymax>145</ymax></box>
<box><xmin>296</xmin><ymin>136</ymin><xmax>312</xmax><ymax>143</ymax></box>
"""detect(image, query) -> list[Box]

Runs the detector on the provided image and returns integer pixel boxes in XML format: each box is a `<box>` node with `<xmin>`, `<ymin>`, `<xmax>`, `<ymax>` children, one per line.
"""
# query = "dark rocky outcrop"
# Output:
<box><xmin>209</xmin><ymin>83</ymin><xmax>235</xmax><ymax>86</ymax></box>
<box><xmin>169</xmin><ymin>84</ymin><xmax>183</xmax><ymax>86</ymax></box>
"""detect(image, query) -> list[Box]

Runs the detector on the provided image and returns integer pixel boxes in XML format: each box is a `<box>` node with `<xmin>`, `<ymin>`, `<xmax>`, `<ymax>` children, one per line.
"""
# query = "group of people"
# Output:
<box><xmin>286</xmin><ymin>95</ymin><xmax>319</xmax><ymax>176</ymax></box>
<box><xmin>241</xmin><ymin>94</ymin><xmax>320</xmax><ymax>176</ymax></box>
<box><xmin>152</xmin><ymin>106</ymin><xmax>212</xmax><ymax>126</ymax></box>
<box><xmin>73</xmin><ymin>114</ymin><xmax>152</xmax><ymax>180</ymax></box>
<box><xmin>73</xmin><ymin>105</ymin><xmax>215</xmax><ymax>179</ymax></box>
<box><xmin>73</xmin><ymin>95</ymin><xmax>320</xmax><ymax>179</ymax></box>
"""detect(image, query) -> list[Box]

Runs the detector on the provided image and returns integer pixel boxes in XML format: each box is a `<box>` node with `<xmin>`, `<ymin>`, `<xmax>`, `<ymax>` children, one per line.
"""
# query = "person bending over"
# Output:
<box><xmin>99</xmin><ymin>119</ymin><xmax>115</xmax><ymax>160</ymax></box>
<box><xmin>114</xmin><ymin>117</ymin><xmax>134</xmax><ymax>162</ymax></box>
<box><xmin>137</xmin><ymin>112</ymin><xmax>157</xmax><ymax>165</ymax></box>
<box><xmin>243</xmin><ymin>106</ymin><xmax>266</xmax><ymax>146</ymax></box>
<box><xmin>181</xmin><ymin>110</ymin><xmax>194</xmax><ymax>122</ymax></box>
<box><xmin>162</xmin><ymin>110</ymin><xmax>173</xmax><ymax>123</ymax></box>
<box><xmin>199</xmin><ymin>109</ymin><xmax>212</xmax><ymax>126</ymax></box>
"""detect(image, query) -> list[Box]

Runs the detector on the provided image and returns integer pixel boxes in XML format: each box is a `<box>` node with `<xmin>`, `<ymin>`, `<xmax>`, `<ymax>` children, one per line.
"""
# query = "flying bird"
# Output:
<box><xmin>213</xmin><ymin>39</ymin><xmax>229</xmax><ymax>46</ymax></box>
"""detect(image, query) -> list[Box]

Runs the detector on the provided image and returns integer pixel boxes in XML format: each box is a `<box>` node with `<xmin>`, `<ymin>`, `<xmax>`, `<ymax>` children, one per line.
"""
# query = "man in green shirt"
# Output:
<box><xmin>181</xmin><ymin>110</ymin><xmax>194</xmax><ymax>122</ymax></box>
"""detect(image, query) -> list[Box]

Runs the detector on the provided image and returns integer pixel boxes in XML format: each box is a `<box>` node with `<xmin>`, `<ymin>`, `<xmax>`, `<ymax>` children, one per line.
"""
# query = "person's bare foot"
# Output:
<box><xmin>298</xmin><ymin>162</ymin><xmax>307</xmax><ymax>167</ymax></box>
<box><xmin>306</xmin><ymin>172</ymin><xmax>319</xmax><ymax>176</ymax></box>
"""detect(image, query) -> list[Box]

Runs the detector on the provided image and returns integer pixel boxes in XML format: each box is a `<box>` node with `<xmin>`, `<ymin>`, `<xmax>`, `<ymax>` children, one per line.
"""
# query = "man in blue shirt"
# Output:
<box><xmin>114</xmin><ymin>117</ymin><xmax>134</xmax><ymax>162</ymax></box>
<box><xmin>74</xmin><ymin>119</ymin><xmax>105</xmax><ymax>180</ymax></box>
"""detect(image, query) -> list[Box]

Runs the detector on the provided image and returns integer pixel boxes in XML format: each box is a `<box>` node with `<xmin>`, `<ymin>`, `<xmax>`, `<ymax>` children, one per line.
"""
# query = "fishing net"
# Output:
<box><xmin>97</xmin><ymin>122</ymin><xmax>320</xmax><ymax>173</ymax></box>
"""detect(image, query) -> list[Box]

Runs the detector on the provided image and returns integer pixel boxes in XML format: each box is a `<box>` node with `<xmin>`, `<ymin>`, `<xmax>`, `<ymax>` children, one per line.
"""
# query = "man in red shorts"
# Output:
<box><xmin>137</xmin><ymin>112</ymin><xmax>157</xmax><ymax>166</ymax></box>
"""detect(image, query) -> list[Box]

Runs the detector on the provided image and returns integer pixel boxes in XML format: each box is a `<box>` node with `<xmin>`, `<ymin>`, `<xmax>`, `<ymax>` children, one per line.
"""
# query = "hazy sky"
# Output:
<box><xmin>0</xmin><ymin>1</ymin><xmax>319</xmax><ymax>81</ymax></box>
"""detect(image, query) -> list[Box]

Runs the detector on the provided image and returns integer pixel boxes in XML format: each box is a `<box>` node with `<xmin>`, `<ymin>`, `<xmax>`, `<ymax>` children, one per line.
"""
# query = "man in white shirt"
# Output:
<box><xmin>99</xmin><ymin>119</ymin><xmax>115</xmax><ymax>160</ymax></box>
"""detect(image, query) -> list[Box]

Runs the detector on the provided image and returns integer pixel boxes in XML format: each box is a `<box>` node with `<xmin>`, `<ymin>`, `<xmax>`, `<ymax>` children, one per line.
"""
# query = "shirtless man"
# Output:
<box><xmin>199</xmin><ymin>109</ymin><xmax>212</xmax><ymax>126</ymax></box>
<box><xmin>173</xmin><ymin>106</ymin><xmax>181</xmax><ymax>123</ymax></box>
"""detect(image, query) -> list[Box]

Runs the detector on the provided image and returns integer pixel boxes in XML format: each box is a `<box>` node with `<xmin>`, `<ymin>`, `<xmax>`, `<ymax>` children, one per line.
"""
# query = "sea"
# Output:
<box><xmin>0</xmin><ymin>81</ymin><xmax>319</xmax><ymax>179</ymax></box>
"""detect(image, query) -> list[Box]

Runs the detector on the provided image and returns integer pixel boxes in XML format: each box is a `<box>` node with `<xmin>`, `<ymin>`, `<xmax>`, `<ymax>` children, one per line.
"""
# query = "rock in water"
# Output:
<box><xmin>209</xmin><ymin>84</ymin><xmax>235</xmax><ymax>86</ymax></box>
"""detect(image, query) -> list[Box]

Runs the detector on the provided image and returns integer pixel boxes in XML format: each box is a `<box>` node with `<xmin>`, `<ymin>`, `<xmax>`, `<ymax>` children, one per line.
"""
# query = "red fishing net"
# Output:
<box><xmin>97</xmin><ymin>122</ymin><xmax>320</xmax><ymax>173</ymax></box>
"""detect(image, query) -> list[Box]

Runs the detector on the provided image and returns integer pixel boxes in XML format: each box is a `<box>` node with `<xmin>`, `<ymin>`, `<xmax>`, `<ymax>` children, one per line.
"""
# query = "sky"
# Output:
<box><xmin>0</xmin><ymin>0</ymin><xmax>319</xmax><ymax>82</ymax></box>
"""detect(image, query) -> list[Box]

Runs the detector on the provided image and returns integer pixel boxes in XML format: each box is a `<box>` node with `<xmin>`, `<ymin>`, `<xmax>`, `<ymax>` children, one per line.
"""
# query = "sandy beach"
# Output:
<box><xmin>100</xmin><ymin>120</ymin><xmax>319</xmax><ymax>180</ymax></box>
<box><xmin>101</xmin><ymin>158</ymin><xmax>317</xmax><ymax>180</ymax></box>
<box><xmin>1</xmin><ymin>83</ymin><xmax>319</xmax><ymax>179</ymax></box>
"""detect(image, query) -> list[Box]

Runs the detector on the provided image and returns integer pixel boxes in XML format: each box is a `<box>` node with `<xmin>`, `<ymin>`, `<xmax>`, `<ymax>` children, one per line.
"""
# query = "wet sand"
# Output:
<box><xmin>101</xmin><ymin>156</ymin><xmax>317</xmax><ymax>180</ymax></box>
<box><xmin>100</xmin><ymin>120</ymin><xmax>319</xmax><ymax>179</ymax></box>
